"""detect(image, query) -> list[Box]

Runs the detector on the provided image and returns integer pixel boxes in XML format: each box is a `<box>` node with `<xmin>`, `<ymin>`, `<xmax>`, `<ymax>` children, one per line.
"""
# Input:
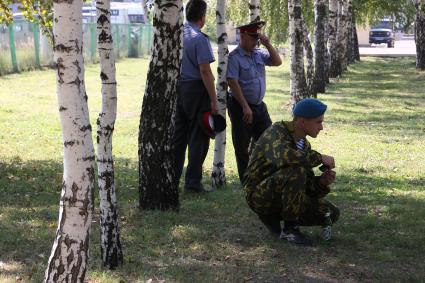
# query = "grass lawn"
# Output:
<box><xmin>0</xmin><ymin>56</ymin><xmax>424</xmax><ymax>282</ymax></box>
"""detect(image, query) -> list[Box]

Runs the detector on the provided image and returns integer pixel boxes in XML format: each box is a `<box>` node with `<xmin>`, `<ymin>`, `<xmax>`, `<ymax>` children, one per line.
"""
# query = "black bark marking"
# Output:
<box><xmin>219</xmin><ymin>81</ymin><xmax>227</xmax><ymax>90</ymax></box>
<box><xmin>82</xmin><ymin>155</ymin><xmax>95</xmax><ymax>162</ymax></box>
<box><xmin>56</xmin><ymin>58</ymin><xmax>65</xmax><ymax>84</ymax></box>
<box><xmin>54</xmin><ymin>44</ymin><xmax>73</xmax><ymax>53</ymax></box>
<box><xmin>64</xmin><ymin>140</ymin><xmax>76</xmax><ymax>147</ymax></box>
<box><xmin>99</xmin><ymin>30</ymin><xmax>113</xmax><ymax>44</ymax></box>
<box><xmin>97</xmin><ymin>14</ymin><xmax>110</xmax><ymax>26</ymax></box>
<box><xmin>80</xmin><ymin>124</ymin><xmax>92</xmax><ymax>132</ymax></box>
<box><xmin>217</xmin><ymin>32</ymin><xmax>227</xmax><ymax>44</ymax></box>
<box><xmin>100</xmin><ymin>72</ymin><xmax>109</xmax><ymax>81</ymax></box>
<box><xmin>53</xmin><ymin>0</ymin><xmax>74</xmax><ymax>3</ymax></box>
<box><xmin>72</xmin><ymin>60</ymin><xmax>82</xmax><ymax>76</ymax></box>
<box><xmin>59</xmin><ymin>106</ymin><xmax>67</xmax><ymax>112</ymax></box>
<box><xmin>70</xmin><ymin>182</ymin><xmax>79</xmax><ymax>205</ymax></box>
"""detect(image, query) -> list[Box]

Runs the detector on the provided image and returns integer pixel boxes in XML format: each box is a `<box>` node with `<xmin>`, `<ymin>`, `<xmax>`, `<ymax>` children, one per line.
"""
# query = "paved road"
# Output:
<box><xmin>359</xmin><ymin>37</ymin><xmax>416</xmax><ymax>57</ymax></box>
<box><xmin>227</xmin><ymin>37</ymin><xmax>416</xmax><ymax>58</ymax></box>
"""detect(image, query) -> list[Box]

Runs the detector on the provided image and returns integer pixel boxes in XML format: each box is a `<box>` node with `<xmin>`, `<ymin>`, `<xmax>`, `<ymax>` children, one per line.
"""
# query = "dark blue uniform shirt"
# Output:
<box><xmin>180</xmin><ymin>22</ymin><xmax>215</xmax><ymax>81</ymax></box>
<box><xmin>227</xmin><ymin>45</ymin><xmax>272</xmax><ymax>105</ymax></box>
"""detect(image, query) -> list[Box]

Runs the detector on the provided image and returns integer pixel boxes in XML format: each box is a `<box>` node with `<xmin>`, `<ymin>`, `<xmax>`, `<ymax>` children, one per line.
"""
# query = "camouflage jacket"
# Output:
<box><xmin>244</xmin><ymin>121</ymin><xmax>329</xmax><ymax>198</ymax></box>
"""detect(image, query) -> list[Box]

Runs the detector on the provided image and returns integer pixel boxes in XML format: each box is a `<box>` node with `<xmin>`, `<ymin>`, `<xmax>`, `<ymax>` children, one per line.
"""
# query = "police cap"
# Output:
<box><xmin>237</xmin><ymin>20</ymin><xmax>266</xmax><ymax>37</ymax></box>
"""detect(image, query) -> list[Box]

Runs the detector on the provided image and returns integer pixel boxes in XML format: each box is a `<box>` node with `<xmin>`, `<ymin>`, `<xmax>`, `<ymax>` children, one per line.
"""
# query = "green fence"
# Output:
<box><xmin>0</xmin><ymin>21</ymin><xmax>153</xmax><ymax>75</ymax></box>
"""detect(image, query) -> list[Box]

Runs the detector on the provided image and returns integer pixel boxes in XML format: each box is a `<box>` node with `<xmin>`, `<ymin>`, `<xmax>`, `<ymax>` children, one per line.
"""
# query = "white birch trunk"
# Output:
<box><xmin>328</xmin><ymin>0</ymin><xmax>339</xmax><ymax>78</ymax></box>
<box><xmin>346</xmin><ymin>0</ymin><xmax>354</xmax><ymax>64</ymax></box>
<box><xmin>415</xmin><ymin>0</ymin><xmax>425</xmax><ymax>70</ymax></box>
<box><xmin>139</xmin><ymin>0</ymin><xmax>183</xmax><ymax>210</ymax></box>
<box><xmin>300</xmin><ymin>14</ymin><xmax>315</xmax><ymax>97</ymax></box>
<box><xmin>289</xmin><ymin>0</ymin><xmax>308</xmax><ymax>105</ymax></box>
<box><xmin>211</xmin><ymin>0</ymin><xmax>229</xmax><ymax>189</ymax></box>
<box><xmin>313</xmin><ymin>0</ymin><xmax>327</xmax><ymax>93</ymax></box>
<box><xmin>324</xmin><ymin>0</ymin><xmax>330</xmax><ymax>83</ymax></box>
<box><xmin>44</xmin><ymin>0</ymin><xmax>95</xmax><ymax>281</ymax></box>
<box><xmin>141</xmin><ymin>0</ymin><xmax>150</xmax><ymax>22</ymax></box>
<box><xmin>352</xmin><ymin>14</ymin><xmax>360</xmax><ymax>61</ymax></box>
<box><xmin>249</xmin><ymin>0</ymin><xmax>260</xmax><ymax>22</ymax></box>
<box><xmin>337</xmin><ymin>0</ymin><xmax>347</xmax><ymax>73</ymax></box>
<box><xmin>96</xmin><ymin>0</ymin><xmax>123</xmax><ymax>269</ymax></box>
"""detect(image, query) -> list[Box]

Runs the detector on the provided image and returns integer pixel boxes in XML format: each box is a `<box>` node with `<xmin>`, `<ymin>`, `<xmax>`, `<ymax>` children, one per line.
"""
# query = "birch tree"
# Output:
<box><xmin>328</xmin><ymin>0</ymin><xmax>339</xmax><ymax>78</ymax></box>
<box><xmin>415</xmin><ymin>0</ymin><xmax>425</xmax><ymax>70</ymax></box>
<box><xmin>300</xmin><ymin>14</ymin><xmax>315</xmax><ymax>97</ymax></box>
<box><xmin>44</xmin><ymin>0</ymin><xmax>95</xmax><ymax>281</ymax></box>
<box><xmin>345</xmin><ymin>0</ymin><xmax>355</xmax><ymax>65</ymax></box>
<box><xmin>211</xmin><ymin>0</ymin><xmax>229</xmax><ymax>188</ymax></box>
<box><xmin>313</xmin><ymin>0</ymin><xmax>327</xmax><ymax>94</ymax></box>
<box><xmin>141</xmin><ymin>0</ymin><xmax>152</xmax><ymax>22</ymax></box>
<box><xmin>96</xmin><ymin>0</ymin><xmax>123</xmax><ymax>269</ymax></box>
<box><xmin>139</xmin><ymin>0</ymin><xmax>183</xmax><ymax>210</ymax></box>
<box><xmin>324</xmin><ymin>0</ymin><xmax>330</xmax><ymax>83</ymax></box>
<box><xmin>352</xmin><ymin>14</ymin><xmax>360</xmax><ymax>62</ymax></box>
<box><xmin>249</xmin><ymin>0</ymin><xmax>260</xmax><ymax>22</ymax></box>
<box><xmin>337</xmin><ymin>0</ymin><xmax>347</xmax><ymax>73</ymax></box>
<box><xmin>289</xmin><ymin>0</ymin><xmax>309</xmax><ymax>104</ymax></box>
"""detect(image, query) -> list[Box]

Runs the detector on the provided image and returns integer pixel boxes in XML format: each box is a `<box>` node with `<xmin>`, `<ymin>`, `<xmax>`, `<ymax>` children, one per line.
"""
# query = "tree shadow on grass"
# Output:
<box><xmin>1</xmin><ymin>158</ymin><xmax>425</xmax><ymax>281</ymax></box>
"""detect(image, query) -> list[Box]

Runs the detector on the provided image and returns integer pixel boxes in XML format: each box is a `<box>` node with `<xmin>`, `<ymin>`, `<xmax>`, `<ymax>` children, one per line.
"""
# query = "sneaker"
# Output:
<box><xmin>321</xmin><ymin>225</ymin><xmax>332</xmax><ymax>241</ymax></box>
<box><xmin>321</xmin><ymin>211</ymin><xmax>332</xmax><ymax>241</ymax></box>
<box><xmin>280</xmin><ymin>227</ymin><xmax>313</xmax><ymax>245</ymax></box>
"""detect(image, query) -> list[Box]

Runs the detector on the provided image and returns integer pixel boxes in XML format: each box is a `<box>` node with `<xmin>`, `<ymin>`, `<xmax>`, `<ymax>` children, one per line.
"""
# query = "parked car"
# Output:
<box><xmin>369</xmin><ymin>20</ymin><xmax>395</xmax><ymax>48</ymax></box>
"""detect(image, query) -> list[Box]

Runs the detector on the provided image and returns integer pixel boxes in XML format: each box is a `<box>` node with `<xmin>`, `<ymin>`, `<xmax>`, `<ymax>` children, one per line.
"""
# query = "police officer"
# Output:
<box><xmin>244</xmin><ymin>99</ymin><xmax>340</xmax><ymax>245</ymax></box>
<box><xmin>173</xmin><ymin>0</ymin><xmax>218</xmax><ymax>193</ymax></box>
<box><xmin>227</xmin><ymin>21</ymin><xmax>282</xmax><ymax>184</ymax></box>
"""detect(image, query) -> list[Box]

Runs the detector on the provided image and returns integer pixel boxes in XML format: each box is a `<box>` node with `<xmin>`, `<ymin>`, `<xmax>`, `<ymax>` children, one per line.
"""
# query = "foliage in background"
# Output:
<box><xmin>204</xmin><ymin>0</ymin><xmax>417</xmax><ymax>45</ymax></box>
<box><xmin>354</xmin><ymin>0</ymin><xmax>416</xmax><ymax>32</ymax></box>
<box><xmin>205</xmin><ymin>0</ymin><xmax>316</xmax><ymax>45</ymax></box>
<box><xmin>0</xmin><ymin>0</ymin><xmax>14</xmax><ymax>24</ymax></box>
<box><xmin>20</xmin><ymin>0</ymin><xmax>53</xmax><ymax>42</ymax></box>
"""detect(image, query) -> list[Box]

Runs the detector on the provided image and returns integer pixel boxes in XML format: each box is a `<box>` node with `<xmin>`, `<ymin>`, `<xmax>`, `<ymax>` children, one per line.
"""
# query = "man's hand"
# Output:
<box><xmin>242</xmin><ymin>105</ymin><xmax>253</xmax><ymax>124</ymax></box>
<box><xmin>319</xmin><ymin>170</ymin><xmax>336</xmax><ymax>187</ymax></box>
<box><xmin>321</xmin><ymin>154</ymin><xmax>335</xmax><ymax>169</ymax></box>
<box><xmin>210</xmin><ymin>99</ymin><xmax>219</xmax><ymax>115</ymax></box>
<box><xmin>259</xmin><ymin>34</ymin><xmax>271</xmax><ymax>47</ymax></box>
<box><xmin>258</xmin><ymin>34</ymin><xmax>282</xmax><ymax>66</ymax></box>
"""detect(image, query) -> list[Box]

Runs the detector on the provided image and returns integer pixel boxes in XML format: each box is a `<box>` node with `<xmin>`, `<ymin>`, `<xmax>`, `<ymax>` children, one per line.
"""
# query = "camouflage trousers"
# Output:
<box><xmin>245</xmin><ymin>166</ymin><xmax>339</xmax><ymax>226</ymax></box>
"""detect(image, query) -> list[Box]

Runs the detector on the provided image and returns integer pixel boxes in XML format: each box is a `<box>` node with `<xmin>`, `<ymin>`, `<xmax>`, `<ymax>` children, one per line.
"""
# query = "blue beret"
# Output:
<box><xmin>293</xmin><ymin>98</ymin><xmax>327</xmax><ymax>118</ymax></box>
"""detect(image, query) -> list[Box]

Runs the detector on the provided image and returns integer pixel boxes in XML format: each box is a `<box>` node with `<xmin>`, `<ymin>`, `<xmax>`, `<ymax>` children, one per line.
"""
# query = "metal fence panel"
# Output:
<box><xmin>0</xmin><ymin>21</ymin><xmax>154</xmax><ymax>75</ymax></box>
<box><xmin>0</xmin><ymin>25</ymin><xmax>14</xmax><ymax>75</ymax></box>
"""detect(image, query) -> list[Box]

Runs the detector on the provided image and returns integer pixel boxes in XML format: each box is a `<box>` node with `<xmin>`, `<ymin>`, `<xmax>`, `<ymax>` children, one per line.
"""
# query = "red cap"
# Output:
<box><xmin>237</xmin><ymin>20</ymin><xmax>266</xmax><ymax>35</ymax></box>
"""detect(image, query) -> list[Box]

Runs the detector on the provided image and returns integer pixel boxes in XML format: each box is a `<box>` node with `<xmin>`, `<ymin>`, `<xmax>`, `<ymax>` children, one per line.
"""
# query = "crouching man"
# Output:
<box><xmin>244</xmin><ymin>98</ymin><xmax>340</xmax><ymax>245</ymax></box>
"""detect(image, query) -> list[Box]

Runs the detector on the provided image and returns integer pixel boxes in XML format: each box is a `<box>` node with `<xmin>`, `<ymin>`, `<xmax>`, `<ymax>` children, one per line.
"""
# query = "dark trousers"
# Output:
<box><xmin>173</xmin><ymin>80</ymin><xmax>210</xmax><ymax>190</ymax></box>
<box><xmin>227</xmin><ymin>96</ymin><xmax>272</xmax><ymax>183</ymax></box>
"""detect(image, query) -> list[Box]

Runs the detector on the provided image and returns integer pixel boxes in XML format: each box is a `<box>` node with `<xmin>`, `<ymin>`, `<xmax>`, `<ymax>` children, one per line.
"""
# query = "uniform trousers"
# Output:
<box><xmin>227</xmin><ymin>95</ymin><xmax>272</xmax><ymax>183</ymax></box>
<box><xmin>173</xmin><ymin>80</ymin><xmax>210</xmax><ymax>190</ymax></box>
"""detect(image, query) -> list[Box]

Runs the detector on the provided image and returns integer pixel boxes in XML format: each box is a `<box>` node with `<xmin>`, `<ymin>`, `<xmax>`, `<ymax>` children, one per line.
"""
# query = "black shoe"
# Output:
<box><xmin>280</xmin><ymin>227</ymin><xmax>313</xmax><ymax>246</ymax></box>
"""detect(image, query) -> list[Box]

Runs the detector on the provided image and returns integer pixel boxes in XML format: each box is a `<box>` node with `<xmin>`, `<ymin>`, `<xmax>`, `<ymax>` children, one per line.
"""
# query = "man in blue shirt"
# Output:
<box><xmin>227</xmin><ymin>21</ymin><xmax>282</xmax><ymax>184</ymax></box>
<box><xmin>173</xmin><ymin>0</ymin><xmax>218</xmax><ymax>193</ymax></box>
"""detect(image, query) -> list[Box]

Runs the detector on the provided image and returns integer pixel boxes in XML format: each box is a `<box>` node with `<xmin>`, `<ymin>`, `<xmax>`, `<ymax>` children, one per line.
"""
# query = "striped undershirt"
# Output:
<box><xmin>296</xmin><ymin>138</ymin><xmax>305</xmax><ymax>150</ymax></box>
